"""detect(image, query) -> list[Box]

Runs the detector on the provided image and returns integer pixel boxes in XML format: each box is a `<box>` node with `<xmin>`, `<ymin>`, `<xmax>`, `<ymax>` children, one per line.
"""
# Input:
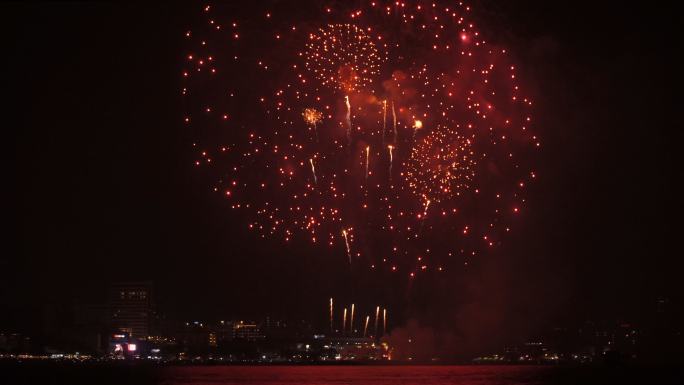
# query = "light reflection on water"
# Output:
<box><xmin>160</xmin><ymin>365</ymin><xmax>549</xmax><ymax>385</ymax></box>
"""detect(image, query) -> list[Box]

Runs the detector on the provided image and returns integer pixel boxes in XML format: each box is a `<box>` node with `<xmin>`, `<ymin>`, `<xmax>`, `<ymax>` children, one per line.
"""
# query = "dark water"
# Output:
<box><xmin>2</xmin><ymin>364</ymin><xmax>683</xmax><ymax>385</ymax></box>
<box><xmin>157</xmin><ymin>366</ymin><xmax>684</xmax><ymax>385</ymax></box>
<box><xmin>162</xmin><ymin>366</ymin><xmax>545</xmax><ymax>385</ymax></box>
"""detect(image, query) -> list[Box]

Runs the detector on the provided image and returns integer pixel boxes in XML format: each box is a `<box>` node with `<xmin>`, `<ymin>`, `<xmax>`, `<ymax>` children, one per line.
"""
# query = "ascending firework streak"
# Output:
<box><xmin>329</xmin><ymin>298</ymin><xmax>334</xmax><ymax>333</ymax></box>
<box><xmin>365</xmin><ymin>146</ymin><xmax>370</xmax><ymax>180</ymax></box>
<box><xmin>342</xmin><ymin>307</ymin><xmax>347</xmax><ymax>334</ymax></box>
<box><xmin>391</xmin><ymin>100</ymin><xmax>397</xmax><ymax>143</ymax></box>
<box><xmin>344</xmin><ymin>95</ymin><xmax>352</xmax><ymax>146</ymax></box>
<box><xmin>387</xmin><ymin>145</ymin><xmax>394</xmax><ymax>179</ymax></box>
<box><xmin>382</xmin><ymin>100</ymin><xmax>387</xmax><ymax>146</ymax></box>
<box><xmin>383</xmin><ymin>308</ymin><xmax>387</xmax><ymax>335</ymax></box>
<box><xmin>309</xmin><ymin>158</ymin><xmax>317</xmax><ymax>185</ymax></box>
<box><xmin>363</xmin><ymin>315</ymin><xmax>370</xmax><ymax>337</ymax></box>
<box><xmin>374</xmin><ymin>306</ymin><xmax>380</xmax><ymax>337</ymax></box>
<box><xmin>350</xmin><ymin>303</ymin><xmax>355</xmax><ymax>334</ymax></box>
<box><xmin>341</xmin><ymin>229</ymin><xmax>351</xmax><ymax>263</ymax></box>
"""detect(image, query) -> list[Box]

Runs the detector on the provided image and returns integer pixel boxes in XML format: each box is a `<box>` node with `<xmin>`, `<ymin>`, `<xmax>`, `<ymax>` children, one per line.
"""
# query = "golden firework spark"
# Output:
<box><xmin>302</xmin><ymin>108</ymin><xmax>323</xmax><ymax>126</ymax></box>
<box><xmin>406</xmin><ymin>126</ymin><xmax>477</xmax><ymax>204</ymax></box>
<box><xmin>304</xmin><ymin>24</ymin><xmax>386</xmax><ymax>92</ymax></box>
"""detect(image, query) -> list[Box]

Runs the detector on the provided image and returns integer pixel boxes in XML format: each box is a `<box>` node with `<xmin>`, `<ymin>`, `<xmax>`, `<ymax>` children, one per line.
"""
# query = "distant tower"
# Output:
<box><xmin>109</xmin><ymin>281</ymin><xmax>153</xmax><ymax>338</ymax></box>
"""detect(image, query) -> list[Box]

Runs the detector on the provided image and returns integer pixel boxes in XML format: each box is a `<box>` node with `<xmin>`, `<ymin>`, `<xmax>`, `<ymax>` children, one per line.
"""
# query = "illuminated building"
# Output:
<box><xmin>233</xmin><ymin>321</ymin><xmax>264</xmax><ymax>341</ymax></box>
<box><xmin>109</xmin><ymin>332</ymin><xmax>138</xmax><ymax>358</ymax></box>
<box><xmin>321</xmin><ymin>336</ymin><xmax>389</xmax><ymax>361</ymax></box>
<box><xmin>109</xmin><ymin>282</ymin><xmax>153</xmax><ymax>338</ymax></box>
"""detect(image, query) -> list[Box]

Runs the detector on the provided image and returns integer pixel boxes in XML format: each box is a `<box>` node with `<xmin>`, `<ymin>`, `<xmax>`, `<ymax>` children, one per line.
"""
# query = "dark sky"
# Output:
<box><xmin>5</xmin><ymin>1</ymin><xmax>682</xmax><ymax>341</ymax></box>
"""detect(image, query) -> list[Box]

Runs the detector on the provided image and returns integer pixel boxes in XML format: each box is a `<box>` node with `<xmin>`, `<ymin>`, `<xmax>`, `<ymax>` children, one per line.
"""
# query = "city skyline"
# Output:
<box><xmin>5</xmin><ymin>0</ymin><xmax>682</xmax><ymax>368</ymax></box>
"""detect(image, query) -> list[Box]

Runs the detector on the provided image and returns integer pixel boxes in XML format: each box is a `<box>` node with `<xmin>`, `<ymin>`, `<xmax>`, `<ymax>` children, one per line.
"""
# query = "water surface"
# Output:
<box><xmin>4</xmin><ymin>363</ymin><xmax>683</xmax><ymax>385</ymax></box>
<box><xmin>158</xmin><ymin>365</ymin><xmax>682</xmax><ymax>385</ymax></box>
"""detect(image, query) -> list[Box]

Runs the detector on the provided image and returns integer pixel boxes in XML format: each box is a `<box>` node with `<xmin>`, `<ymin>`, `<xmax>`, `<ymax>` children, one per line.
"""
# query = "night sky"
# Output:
<box><xmin>5</xmin><ymin>1</ymin><xmax>682</xmax><ymax>350</ymax></box>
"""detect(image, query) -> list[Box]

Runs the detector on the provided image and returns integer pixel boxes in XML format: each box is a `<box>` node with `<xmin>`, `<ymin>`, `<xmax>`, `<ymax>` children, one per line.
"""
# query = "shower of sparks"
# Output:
<box><xmin>184</xmin><ymin>1</ymin><xmax>540</xmax><ymax>278</ymax></box>
<box><xmin>305</xmin><ymin>23</ymin><xmax>385</xmax><ymax>93</ymax></box>
<box><xmin>406</xmin><ymin>127</ymin><xmax>477</xmax><ymax>204</ymax></box>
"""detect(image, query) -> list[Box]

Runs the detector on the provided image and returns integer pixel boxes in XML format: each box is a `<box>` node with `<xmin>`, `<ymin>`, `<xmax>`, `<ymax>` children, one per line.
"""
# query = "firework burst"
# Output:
<box><xmin>183</xmin><ymin>1</ymin><xmax>540</xmax><ymax>278</ymax></box>
<box><xmin>406</xmin><ymin>127</ymin><xmax>476</xmax><ymax>204</ymax></box>
<box><xmin>305</xmin><ymin>23</ymin><xmax>385</xmax><ymax>93</ymax></box>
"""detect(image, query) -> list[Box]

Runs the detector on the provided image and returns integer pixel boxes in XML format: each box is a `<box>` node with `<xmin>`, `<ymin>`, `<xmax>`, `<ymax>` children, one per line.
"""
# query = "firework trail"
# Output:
<box><xmin>363</xmin><ymin>315</ymin><xmax>370</xmax><ymax>337</ymax></box>
<box><xmin>350</xmin><ymin>303</ymin><xmax>355</xmax><ymax>334</ymax></box>
<box><xmin>342</xmin><ymin>307</ymin><xmax>347</xmax><ymax>334</ymax></box>
<box><xmin>329</xmin><ymin>297</ymin><xmax>334</xmax><ymax>333</ymax></box>
<box><xmin>382</xmin><ymin>100</ymin><xmax>387</xmax><ymax>146</ymax></box>
<box><xmin>342</xmin><ymin>228</ymin><xmax>351</xmax><ymax>263</ymax></box>
<box><xmin>365</xmin><ymin>146</ymin><xmax>370</xmax><ymax>180</ymax></box>
<box><xmin>374</xmin><ymin>305</ymin><xmax>380</xmax><ymax>337</ymax></box>
<box><xmin>309</xmin><ymin>158</ymin><xmax>317</xmax><ymax>185</ymax></box>
<box><xmin>391</xmin><ymin>100</ymin><xmax>397</xmax><ymax>144</ymax></box>
<box><xmin>344</xmin><ymin>95</ymin><xmax>352</xmax><ymax>146</ymax></box>
<box><xmin>387</xmin><ymin>145</ymin><xmax>394</xmax><ymax>179</ymax></box>
<box><xmin>383</xmin><ymin>308</ymin><xmax>387</xmax><ymax>336</ymax></box>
